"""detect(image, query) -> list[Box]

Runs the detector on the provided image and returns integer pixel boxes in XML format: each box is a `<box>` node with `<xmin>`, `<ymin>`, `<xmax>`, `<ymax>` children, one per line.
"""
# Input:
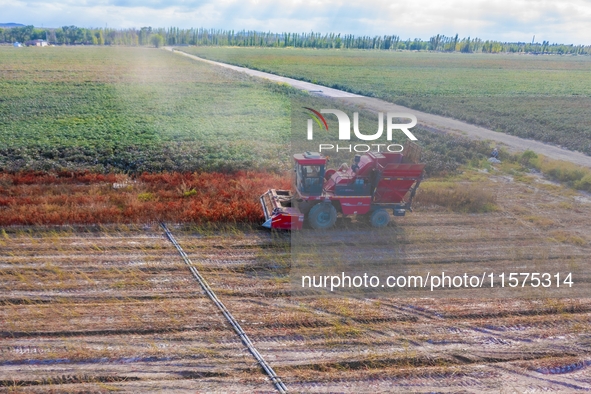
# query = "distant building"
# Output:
<box><xmin>13</xmin><ymin>42</ymin><xmax>22</xmax><ymax>47</ymax></box>
<box><xmin>24</xmin><ymin>39</ymin><xmax>47</xmax><ymax>47</ymax></box>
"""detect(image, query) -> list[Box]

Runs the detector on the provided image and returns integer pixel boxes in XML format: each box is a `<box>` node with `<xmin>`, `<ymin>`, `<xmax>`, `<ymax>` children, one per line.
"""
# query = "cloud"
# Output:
<box><xmin>1</xmin><ymin>0</ymin><xmax>589</xmax><ymax>43</ymax></box>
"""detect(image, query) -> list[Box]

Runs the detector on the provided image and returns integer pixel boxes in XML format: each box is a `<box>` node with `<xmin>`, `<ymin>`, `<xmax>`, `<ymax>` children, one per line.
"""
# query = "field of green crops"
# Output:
<box><xmin>180</xmin><ymin>47</ymin><xmax>591</xmax><ymax>155</ymax></box>
<box><xmin>0</xmin><ymin>46</ymin><xmax>494</xmax><ymax>176</ymax></box>
<box><xmin>0</xmin><ymin>46</ymin><xmax>298</xmax><ymax>172</ymax></box>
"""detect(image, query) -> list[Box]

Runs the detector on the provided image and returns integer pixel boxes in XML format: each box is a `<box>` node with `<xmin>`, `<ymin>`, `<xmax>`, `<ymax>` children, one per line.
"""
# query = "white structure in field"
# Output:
<box><xmin>25</xmin><ymin>39</ymin><xmax>48</xmax><ymax>47</ymax></box>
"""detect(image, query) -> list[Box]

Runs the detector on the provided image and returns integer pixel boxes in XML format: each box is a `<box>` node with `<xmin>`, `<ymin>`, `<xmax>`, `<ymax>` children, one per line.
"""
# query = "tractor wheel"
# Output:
<box><xmin>370</xmin><ymin>208</ymin><xmax>390</xmax><ymax>228</ymax></box>
<box><xmin>308</xmin><ymin>203</ymin><xmax>337</xmax><ymax>229</ymax></box>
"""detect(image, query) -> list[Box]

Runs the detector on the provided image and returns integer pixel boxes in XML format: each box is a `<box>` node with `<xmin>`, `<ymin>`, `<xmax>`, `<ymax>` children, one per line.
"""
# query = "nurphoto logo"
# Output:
<box><xmin>304</xmin><ymin>107</ymin><xmax>418</xmax><ymax>153</ymax></box>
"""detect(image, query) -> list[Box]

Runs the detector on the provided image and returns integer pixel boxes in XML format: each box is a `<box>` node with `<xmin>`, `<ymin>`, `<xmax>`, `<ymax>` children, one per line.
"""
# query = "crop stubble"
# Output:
<box><xmin>1</xmin><ymin>175</ymin><xmax>590</xmax><ymax>392</ymax></box>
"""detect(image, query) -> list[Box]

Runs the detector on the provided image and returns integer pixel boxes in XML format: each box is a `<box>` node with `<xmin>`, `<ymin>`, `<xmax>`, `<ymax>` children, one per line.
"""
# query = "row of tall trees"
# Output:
<box><xmin>427</xmin><ymin>34</ymin><xmax>583</xmax><ymax>55</ymax></box>
<box><xmin>1</xmin><ymin>25</ymin><xmax>590</xmax><ymax>55</ymax></box>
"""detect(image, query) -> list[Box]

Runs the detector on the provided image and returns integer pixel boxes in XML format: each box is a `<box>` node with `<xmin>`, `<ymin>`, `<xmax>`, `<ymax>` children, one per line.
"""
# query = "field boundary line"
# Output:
<box><xmin>164</xmin><ymin>46</ymin><xmax>591</xmax><ymax>168</ymax></box>
<box><xmin>160</xmin><ymin>223</ymin><xmax>288</xmax><ymax>394</ymax></box>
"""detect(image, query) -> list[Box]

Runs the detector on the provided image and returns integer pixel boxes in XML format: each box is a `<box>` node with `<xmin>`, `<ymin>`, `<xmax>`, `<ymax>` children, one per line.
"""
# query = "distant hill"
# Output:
<box><xmin>0</xmin><ymin>23</ymin><xmax>26</xmax><ymax>28</ymax></box>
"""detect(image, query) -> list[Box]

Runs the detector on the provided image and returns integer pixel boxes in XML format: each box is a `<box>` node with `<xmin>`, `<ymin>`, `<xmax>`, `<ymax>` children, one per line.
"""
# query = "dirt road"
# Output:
<box><xmin>165</xmin><ymin>47</ymin><xmax>591</xmax><ymax>169</ymax></box>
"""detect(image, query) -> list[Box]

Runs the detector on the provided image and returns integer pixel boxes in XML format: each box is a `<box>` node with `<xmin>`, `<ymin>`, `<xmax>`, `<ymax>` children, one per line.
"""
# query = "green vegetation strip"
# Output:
<box><xmin>0</xmin><ymin>46</ymin><xmax>294</xmax><ymax>172</ymax></box>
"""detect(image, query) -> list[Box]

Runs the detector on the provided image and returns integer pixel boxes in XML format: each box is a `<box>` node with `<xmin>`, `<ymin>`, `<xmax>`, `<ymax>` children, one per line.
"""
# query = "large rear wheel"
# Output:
<box><xmin>370</xmin><ymin>208</ymin><xmax>390</xmax><ymax>228</ymax></box>
<box><xmin>308</xmin><ymin>203</ymin><xmax>337</xmax><ymax>229</ymax></box>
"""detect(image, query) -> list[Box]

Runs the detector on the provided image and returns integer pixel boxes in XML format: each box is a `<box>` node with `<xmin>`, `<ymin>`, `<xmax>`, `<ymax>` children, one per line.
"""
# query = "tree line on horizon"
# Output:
<box><xmin>1</xmin><ymin>25</ymin><xmax>590</xmax><ymax>55</ymax></box>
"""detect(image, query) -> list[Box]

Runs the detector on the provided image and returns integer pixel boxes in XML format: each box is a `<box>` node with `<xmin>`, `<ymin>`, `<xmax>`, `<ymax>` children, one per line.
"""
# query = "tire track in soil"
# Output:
<box><xmin>491</xmin><ymin>364</ymin><xmax>591</xmax><ymax>392</ymax></box>
<box><xmin>372</xmin><ymin>300</ymin><xmax>591</xmax><ymax>388</ymax></box>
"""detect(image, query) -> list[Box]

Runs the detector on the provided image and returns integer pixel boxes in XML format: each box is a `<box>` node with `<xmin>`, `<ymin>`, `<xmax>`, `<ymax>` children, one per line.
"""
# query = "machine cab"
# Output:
<box><xmin>294</xmin><ymin>152</ymin><xmax>326</xmax><ymax>196</ymax></box>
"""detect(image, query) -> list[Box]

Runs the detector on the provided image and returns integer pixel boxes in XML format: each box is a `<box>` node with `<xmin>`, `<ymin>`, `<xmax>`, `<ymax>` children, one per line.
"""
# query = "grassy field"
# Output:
<box><xmin>179</xmin><ymin>47</ymin><xmax>591</xmax><ymax>155</ymax></box>
<box><xmin>0</xmin><ymin>46</ymin><xmax>297</xmax><ymax>173</ymax></box>
<box><xmin>0</xmin><ymin>46</ymin><xmax>495</xmax><ymax>177</ymax></box>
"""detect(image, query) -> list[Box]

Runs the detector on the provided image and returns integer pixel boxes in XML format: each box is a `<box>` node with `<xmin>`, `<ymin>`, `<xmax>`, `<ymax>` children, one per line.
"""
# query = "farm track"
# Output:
<box><xmin>167</xmin><ymin>47</ymin><xmax>591</xmax><ymax>169</ymax></box>
<box><xmin>1</xmin><ymin>179</ymin><xmax>591</xmax><ymax>392</ymax></box>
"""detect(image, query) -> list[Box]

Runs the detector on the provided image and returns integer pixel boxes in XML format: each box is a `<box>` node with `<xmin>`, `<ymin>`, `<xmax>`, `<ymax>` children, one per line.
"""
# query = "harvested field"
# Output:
<box><xmin>1</xmin><ymin>173</ymin><xmax>590</xmax><ymax>392</ymax></box>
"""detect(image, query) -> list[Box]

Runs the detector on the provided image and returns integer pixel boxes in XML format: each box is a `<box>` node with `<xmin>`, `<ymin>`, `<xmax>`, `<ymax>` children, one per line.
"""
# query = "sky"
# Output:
<box><xmin>1</xmin><ymin>0</ymin><xmax>590</xmax><ymax>44</ymax></box>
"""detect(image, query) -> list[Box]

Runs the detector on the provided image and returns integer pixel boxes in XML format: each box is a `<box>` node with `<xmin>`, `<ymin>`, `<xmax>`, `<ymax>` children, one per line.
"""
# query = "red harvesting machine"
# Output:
<box><xmin>260</xmin><ymin>143</ymin><xmax>425</xmax><ymax>230</ymax></box>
